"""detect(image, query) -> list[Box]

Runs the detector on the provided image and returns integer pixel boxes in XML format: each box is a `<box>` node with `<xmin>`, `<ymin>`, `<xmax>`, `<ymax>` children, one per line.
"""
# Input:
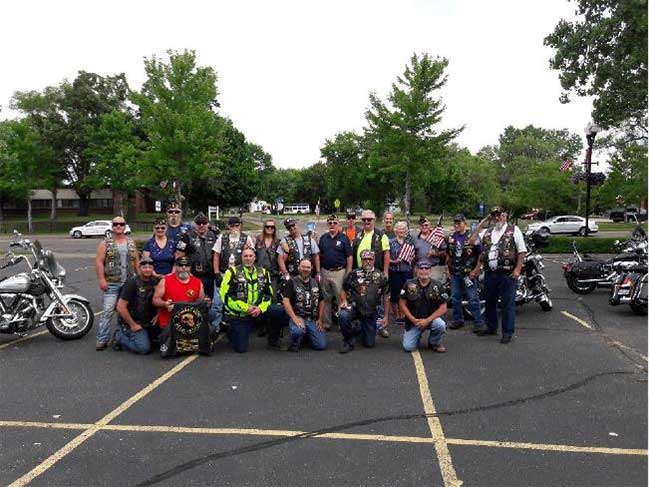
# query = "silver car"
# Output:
<box><xmin>527</xmin><ymin>215</ymin><xmax>598</xmax><ymax>236</ymax></box>
<box><xmin>69</xmin><ymin>220</ymin><xmax>132</xmax><ymax>239</ymax></box>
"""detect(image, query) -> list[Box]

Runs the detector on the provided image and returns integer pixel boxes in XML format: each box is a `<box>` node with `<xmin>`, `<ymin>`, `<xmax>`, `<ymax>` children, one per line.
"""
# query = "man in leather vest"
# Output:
<box><xmin>337</xmin><ymin>250</ymin><xmax>390</xmax><ymax>354</ymax></box>
<box><xmin>113</xmin><ymin>257</ymin><xmax>159</xmax><ymax>354</ymax></box>
<box><xmin>446</xmin><ymin>213</ymin><xmax>485</xmax><ymax>332</ymax></box>
<box><xmin>95</xmin><ymin>216</ymin><xmax>139</xmax><ymax>351</ymax></box>
<box><xmin>277</xmin><ymin>218</ymin><xmax>321</xmax><ymax>279</ymax></box>
<box><xmin>220</xmin><ymin>248</ymin><xmax>288</xmax><ymax>352</ymax></box>
<box><xmin>400</xmin><ymin>260</ymin><xmax>448</xmax><ymax>353</ymax></box>
<box><xmin>165</xmin><ymin>201</ymin><xmax>191</xmax><ymax>252</ymax></box>
<box><xmin>476</xmin><ymin>207</ymin><xmax>527</xmax><ymax>344</ymax></box>
<box><xmin>282</xmin><ymin>258</ymin><xmax>327</xmax><ymax>352</ymax></box>
<box><xmin>351</xmin><ymin>210</ymin><xmax>390</xmax><ymax>275</ymax></box>
<box><xmin>176</xmin><ymin>212</ymin><xmax>219</xmax><ymax>299</ymax></box>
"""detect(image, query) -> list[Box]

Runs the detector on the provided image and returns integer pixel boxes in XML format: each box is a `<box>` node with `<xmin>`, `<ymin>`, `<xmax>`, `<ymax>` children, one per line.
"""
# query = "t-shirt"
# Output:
<box><xmin>116</xmin><ymin>242</ymin><xmax>129</xmax><ymax>283</ymax></box>
<box><xmin>277</xmin><ymin>235</ymin><xmax>320</xmax><ymax>258</ymax></box>
<box><xmin>399</xmin><ymin>279</ymin><xmax>448</xmax><ymax>330</ymax></box>
<box><xmin>282</xmin><ymin>277</ymin><xmax>323</xmax><ymax>317</ymax></box>
<box><xmin>118</xmin><ymin>276</ymin><xmax>160</xmax><ymax>327</ymax></box>
<box><xmin>414</xmin><ymin>233</ymin><xmax>448</xmax><ymax>267</ymax></box>
<box><xmin>143</xmin><ymin>237</ymin><xmax>176</xmax><ymax>275</ymax></box>
<box><xmin>355</xmin><ymin>230</ymin><xmax>390</xmax><ymax>267</ymax></box>
<box><xmin>483</xmin><ymin>225</ymin><xmax>527</xmax><ymax>270</ymax></box>
<box><xmin>212</xmin><ymin>233</ymin><xmax>255</xmax><ymax>254</ymax></box>
<box><xmin>319</xmin><ymin>232</ymin><xmax>352</xmax><ymax>269</ymax></box>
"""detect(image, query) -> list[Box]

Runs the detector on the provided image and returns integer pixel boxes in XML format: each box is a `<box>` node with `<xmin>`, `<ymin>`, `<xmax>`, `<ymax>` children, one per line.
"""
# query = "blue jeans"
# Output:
<box><xmin>451</xmin><ymin>274</ymin><xmax>484</xmax><ymax>329</ymax></box>
<box><xmin>97</xmin><ymin>283</ymin><xmax>122</xmax><ymax>343</ymax></box>
<box><xmin>210</xmin><ymin>284</ymin><xmax>223</xmax><ymax>332</ymax></box>
<box><xmin>227</xmin><ymin>304</ymin><xmax>288</xmax><ymax>353</ymax></box>
<box><xmin>338</xmin><ymin>309</ymin><xmax>378</xmax><ymax>348</ymax></box>
<box><xmin>402</xmin><ymin>318</ymin><xmax>446</xmax><ymax>351</ymax></box>
<box><xmin>375</xmin><ymin>305</ymin><xmax>387</xmax><ymax>331</ymax></box>
<box><xmin>115</xmin><ymin>325</ymin><xmax>151</xmax><ymax>354</ymax></box>
<box><xmin>289</xmin><ymin>318</ymin><xmax>328</xmax><ymax>350</ymax></box>
<box><xmin>484</xmin><ymin>270</ymin><xmax>517</xmax><ymax>335</ymax></box>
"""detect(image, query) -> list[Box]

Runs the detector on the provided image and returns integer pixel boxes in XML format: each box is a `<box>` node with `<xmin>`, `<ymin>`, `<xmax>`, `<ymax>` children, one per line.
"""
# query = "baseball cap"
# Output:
<box><xmin>419</xmin><ymin>216</ymin><xmax>430</xmax><ymax>225</ymax></box>
<box><xmin>346</xmin><ymin>212</ymin><xmax>356</xmax><ymax>219</ymax></box>
<box><xmin>360</xmin><ymin>250</ymin><xmax>375</xmax><ymax>260</ymax></box>
<box><xmin>327</xmin><ymin>213</ymin><xmax>338</xmax><ymax>222</ymax></box>
<box><xmin>175</xmin><ymin>256</ymin><xmax>191</xmax><ymax>266</ymax></box>
<box><xmin>284</xmin><ymin>218</ymin><xmax>297</xmax><ymax>228</ymax></box>
<box><xmin>453</xmin><ymin>213</ymin><xmax>466</xmax><ymax>222</ymax></box>
<box><xmin>490</xmin><ymin>206</ymin><xmax>503</xmax><ymax>215</ymax></box>
<box><xmin>228</xmin><ymin>216</ymin><xmax>241</xmax><ymax>226</ymax></box>
<box><xmin>194</xmin><ymin>212</ymin><xmax>209</xmax><ymax>224</ymax></box>
<box><xmin>416</xmin><ymin>260</ymin><xmax>432</xmax><ymax>269</ymax></box>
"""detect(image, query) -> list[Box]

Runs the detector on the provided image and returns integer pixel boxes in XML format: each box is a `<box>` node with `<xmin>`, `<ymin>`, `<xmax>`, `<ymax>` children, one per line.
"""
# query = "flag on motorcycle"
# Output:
<box><xmin>159</xmin><ymin>301</ymin><xmax>211</xmax><ymax>358</ymax></box>
<box><xmin>560</xmin><ymin>159</ymin><xmax>572</xmax><ymax>172</ymax></box>
<box><xmin>397</xmin><ymin>240</ymin><xmax>416</xmax><ymax>264</ymax></box>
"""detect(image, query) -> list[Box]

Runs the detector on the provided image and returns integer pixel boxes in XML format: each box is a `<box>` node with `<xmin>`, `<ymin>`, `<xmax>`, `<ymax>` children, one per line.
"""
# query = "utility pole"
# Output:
<box><xmin>583</xmin><ymin>122</ymin><xmax>601</xmax><ymax>237</ymax></box>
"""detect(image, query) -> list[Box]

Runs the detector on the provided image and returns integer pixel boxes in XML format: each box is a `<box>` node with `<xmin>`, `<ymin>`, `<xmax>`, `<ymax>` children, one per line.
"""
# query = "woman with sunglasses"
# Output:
<box><xmin>255</xmin><ymin>220</ymin><xmax>282</xmax><ymax>299</ymax></box>
<box><xmin>142</xmin><ymin>218</ymin><xmax>176</xmax><ymax>278</ymax></box>
<box><xmin>94</xmin><ymin>217</ymin><xmax>139</xmax><ymax>350</ymax></box>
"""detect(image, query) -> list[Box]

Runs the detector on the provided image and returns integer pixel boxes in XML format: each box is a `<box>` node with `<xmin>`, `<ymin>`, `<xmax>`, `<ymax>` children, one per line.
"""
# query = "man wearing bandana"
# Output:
<box><xmin>475</xmin><ymin>207</ymin><xmax>527</xmax><ymax>344</ymax></box>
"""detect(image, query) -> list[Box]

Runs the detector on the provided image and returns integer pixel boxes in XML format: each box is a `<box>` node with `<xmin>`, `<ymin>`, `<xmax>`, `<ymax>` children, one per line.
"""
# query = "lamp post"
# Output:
<box><xmin>583</xmin><ymin>122</ymin><xmax>601</xmax><ymax>237</ymax></box>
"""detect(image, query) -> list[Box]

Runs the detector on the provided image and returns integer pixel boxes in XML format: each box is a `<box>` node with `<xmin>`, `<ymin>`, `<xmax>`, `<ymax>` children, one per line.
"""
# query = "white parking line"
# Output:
<box><xmin>561</xmin><ymin>311</ymin><xmax>593</xmax><ymax>330</ymax></box>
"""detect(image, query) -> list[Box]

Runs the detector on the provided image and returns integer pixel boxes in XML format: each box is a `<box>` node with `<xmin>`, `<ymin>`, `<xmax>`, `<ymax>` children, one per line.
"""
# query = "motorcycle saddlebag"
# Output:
<box><xmin>570</xmin><ymin>261</ymin><xmax>604</xmax><ymax>279</ymax></box>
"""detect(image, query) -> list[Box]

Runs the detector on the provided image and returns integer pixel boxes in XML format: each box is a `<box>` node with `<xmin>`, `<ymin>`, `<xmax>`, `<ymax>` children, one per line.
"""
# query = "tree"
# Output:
<box><xmin>364</xmin><ymin>53</ymin><xmax>462</xmax><ymax>219</ymax></box>
<box><xmin>132</xmin><ymin>49</ymin><xmax>225</xmax><ymax>209</ymax></box>
<box><xmin>320</xmin><ymin>131</ymin><xmax>369</xmax><ymax>209</ymax></box>
<box><xmin>0</xmin><ymin>122</ymin><xmax>29</xmax><ymax>223</ymax></box>
<box><xmin>544</xmin><ymin>0</ymin><xmax>648</xmax><ymax>131</ymax></box>
<box><xmin>596</xmin><ymin>137</ymin><xmax>648</xmax><ymax>209</ymax></box>
<box><xmin>12</xmin><ymin>72</ymin><xmax>131</xmax><ymax>216</ymax></box>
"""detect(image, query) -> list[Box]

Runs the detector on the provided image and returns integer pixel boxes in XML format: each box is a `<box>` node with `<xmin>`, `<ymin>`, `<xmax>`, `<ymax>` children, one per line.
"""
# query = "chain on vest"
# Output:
<box><xmin>104</xmin><ymin>235</ymin><xmax>137</xmax><ymax>283</ymax></box>
<box><xmin>227</xmin><ymin>265</ymin><xmax>271</xmax><ymax>305</ymax></box>
<box><xmin>220</xmin><ymin>232</ymin><xmax>248</xmax><ymax>273</ymax></box>
<box><xmin>352</xmin><ymin>229</ymin><xmax>385</xmax><ymax>271</ymax></box>
<box><xmin>291</xmin><ymin>276</ymin><xmax>320</xmax><ymax>319</ymax></box>
<box><xmin>448</xmin><ymin>232</ymin><xmax>479</xmax><ymax>274</ymax></box>
<box><xmin>285</xmin><ymin>235</ymin><xmax>312</xmax><ymax>275</ymax></box>
<box><xmin>482</xmin><ymin>224</ymin><xmax>517</xmax><ymax>271</ymax></box>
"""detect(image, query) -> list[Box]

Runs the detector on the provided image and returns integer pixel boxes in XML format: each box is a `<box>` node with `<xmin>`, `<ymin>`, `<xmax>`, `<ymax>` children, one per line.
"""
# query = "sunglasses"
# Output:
<box><xmin>361</xmin><ymin>218</ymin><xmax>374</xmax><ymax>222</ymax></box>
<box><xmin>112</xmin><ymin>222</ymin><xmax>126</xmax><ymax>227</ymax></box>
<box><xmin>230</xmin><ymin>223</ymin><xmax>241</xmax><ymax>227</ymax></box>
<box><xmin>140</xmin><ymin>262</ymin><xmax>154</xmax><ymax>267</ymax></box>
<box><xmin>176</xmin><ymin>263</ymin><xmax>191</xmax><ymax>268</ymax></box>
<box><xmin>327</xmin><ymin>221</ymin><xmax>338</xmax><ymax>225</ymax></box>
<box><xmin>167</xmin><ymin>210</ymin><xmax>181</xmax><ymax>214</ymax></box>
<box><xmin>361</xmin><ymin>257</ymin><xmax>374</xmax><ymax>261</ymax></box>
<box><xmin>491</xmin><ymin>212</ymin><xmax>502</xmax><ymax>217</ymax></box>
<box><xmin>264</xmin><ymin>225</ymin><xmax>276</xmax><ymax>229</ymax></box>
<box><xmin>286</xmin><ymin>224</ymin><xmax>296</xmax><ymax>230</ymax></box>
<box><xmin>196</xmin><ymin>222</ymin><xmax>208</xmax><ymax>225</ymax></box>
<box><xmin>154</xmin><ymin>226</ymin><xmax>166</xmax><ymax>230</ymax></box>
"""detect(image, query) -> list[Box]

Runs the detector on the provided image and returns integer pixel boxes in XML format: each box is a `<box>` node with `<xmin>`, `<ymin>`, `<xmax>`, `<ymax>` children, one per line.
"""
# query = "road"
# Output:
<box><xmin>0</xmin><ymin>236</ymin><xmax>646</xmax><ymax>486</ymax></box>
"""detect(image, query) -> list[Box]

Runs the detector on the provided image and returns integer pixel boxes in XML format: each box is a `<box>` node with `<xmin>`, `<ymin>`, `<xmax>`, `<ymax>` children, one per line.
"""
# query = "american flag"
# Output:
<box><xmin>560</xmin><ymin>159</ymin><xmax>572</xmax><ymax>172</ymax></box>
<box><xmin>397</xmin><ymin>240</ymin><xmax>416</xmax><ymax>264</ymax></box>
<box><xmin>424</xmin><ymin>225</ymin><xmax>446</xmax><ymax>248</ymax></box>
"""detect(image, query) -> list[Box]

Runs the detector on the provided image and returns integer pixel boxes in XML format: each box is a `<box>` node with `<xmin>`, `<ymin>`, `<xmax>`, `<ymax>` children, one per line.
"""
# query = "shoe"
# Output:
<box><xmin>428</xmin><ymin>343</ymin><xmax>446</xmax><ymax>353</ymax></box>
<box><xmin>500</xmin><ymin>334</ymin><xmax>512</xmax><ymax>344</ymax></box>
<box><xmin>476</xmin><ymin>329</ymin><xmax>497</xmax><ymax>337</ymax></box>
<box><xmin>110</xmin><ymin>330</ymin><xmax>122</xmax><ymax>351</ymax></box>
<box><xmin>267</xmin><ymin>339</ymin><xmax>289</xmax><ymax>351</ymax></box>
<box><xmin>448</xmin><ymin>321</ymin><xmax>464</xmax><ymax>330</ymax></box>
<box><xmin>339</xmin><ymin>341</ymin><xmax>354</xmax><ymax>354</ymax></box>
<box><xmin>287</xmin><ymin>343</ymin><xmax>300</xmax><ymax>352</ymax></box>
<box><xmin>96</xmin><ymin>341</ymin><xmax>108</xmax><ymax>351</ymax></box>
<box><xmin>472</xmin><ymin>326</ymin><xmax>485</xmax><ymax>334</ymax></box>
<box><xmin>379</xmin><ymin>328</ymin><xmax>390</xmax><ymax>338</ymax></box>
<box><xmin>257</xmin><ymin>326</ymin><xmax>267</xmax><ymax>338</ymax></box>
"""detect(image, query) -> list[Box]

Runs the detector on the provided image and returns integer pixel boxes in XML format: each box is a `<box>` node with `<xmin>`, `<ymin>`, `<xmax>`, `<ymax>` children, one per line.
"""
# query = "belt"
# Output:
<box><xmin>324</xmin><ymin>266</ymin><xmax>345</xmax><ymax>271</ymax></box>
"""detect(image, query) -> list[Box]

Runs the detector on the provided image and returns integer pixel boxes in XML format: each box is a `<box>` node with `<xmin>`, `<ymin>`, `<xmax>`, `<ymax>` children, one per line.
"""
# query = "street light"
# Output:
<box><xmin>583</xmin><ymin>122</ymin><xmax>601</xmax><ymax>237</ymax></box>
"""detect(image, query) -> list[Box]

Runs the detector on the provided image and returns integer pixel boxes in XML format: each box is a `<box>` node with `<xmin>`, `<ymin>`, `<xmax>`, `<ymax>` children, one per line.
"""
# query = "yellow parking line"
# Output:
<box><xmin>1</xmin><ymin>420</ymin><xmax>646</xmax><ymax>457</ymax></box>
<box><xmin>412</xmin><ymin>350</ymin><xmax>462</xmax><ymax>487</ymax></box>
<box><xmin>8</xmin><ymin>354</ymin><xmax>198</xmax><ymax>487</ymax></box>
<box><xmin>609</xmin><ymin>341</ymin><xmax>648</xmax><ymax>362</ymax></box>
<box><xmin>561</xmin><ymin>311</ymin><xmax>593</xmax><ymax>330</ymax></box>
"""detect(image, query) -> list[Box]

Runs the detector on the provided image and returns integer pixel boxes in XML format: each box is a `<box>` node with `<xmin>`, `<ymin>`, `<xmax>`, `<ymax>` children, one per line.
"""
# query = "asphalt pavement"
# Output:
<box><xmin>0</xmin><ymin>236</ymin><xmax>646</xmax><ymax>487</ymax></box>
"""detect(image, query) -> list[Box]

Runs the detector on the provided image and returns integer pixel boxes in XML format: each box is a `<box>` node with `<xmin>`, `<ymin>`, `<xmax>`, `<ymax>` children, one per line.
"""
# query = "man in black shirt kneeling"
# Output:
<box><xmin>113</xmin><ymin>257</ymin><xmax>160</xmax><ymax>354</ymax></box>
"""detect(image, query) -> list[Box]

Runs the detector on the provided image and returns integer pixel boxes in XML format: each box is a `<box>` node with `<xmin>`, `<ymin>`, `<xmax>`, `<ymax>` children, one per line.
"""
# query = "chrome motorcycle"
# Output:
<box><xmin>0</xmin><ymin>231</ymin><xmax>93</xmax><ymax>339</ymax></box>
<box><xmin>609</xmin><ymin>260</ymin><xmax>648</xmax><ymax>315</ymax></box>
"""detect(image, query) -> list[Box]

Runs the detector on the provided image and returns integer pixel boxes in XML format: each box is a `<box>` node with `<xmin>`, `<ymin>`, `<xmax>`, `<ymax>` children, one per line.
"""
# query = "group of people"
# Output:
<box><xmin>94</xmin><ymin>202</ymin><xmax>527</xmax><ymax>356</ymax></box>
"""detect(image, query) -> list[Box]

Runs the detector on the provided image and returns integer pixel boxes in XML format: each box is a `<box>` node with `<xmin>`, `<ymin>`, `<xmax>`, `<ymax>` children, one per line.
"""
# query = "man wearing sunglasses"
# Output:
<box><xmin>165</xmin><ymin>201</ymin><xmax>191</xmax><ymax>249</ymax></box>
<box><xmin>475</xmin><ymin>206</ymin><xmax>527</xmax><ymax>344</ymax></box>
<box><xmin>277</xmin><ymin>218</ymin><xmax>320</xmax><ymax>280</ymax></box>
<box><xmin>351</xmin><ymin>210</ymin><xmax>390</xmax><ymax>275</ymax></box>
<box><xmin>95</xmin><ymin>217</ymin><xmax>139</xmax><ymax>350</ymax></box>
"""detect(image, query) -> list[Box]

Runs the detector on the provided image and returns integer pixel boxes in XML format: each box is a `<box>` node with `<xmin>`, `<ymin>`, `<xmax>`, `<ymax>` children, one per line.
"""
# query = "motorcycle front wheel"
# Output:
<box><xmin>46</xmin><ymin>299</ymin><xmax>94</xmax><ymax>340</ymax></box>
<box><xmin>566</xmin><ymin>274</ymin><xmax>597</xmax><ymax>294</ymax></box>
<box><xmin>539</xmin><ymin>294</ymin><xmax>553</xmax><ymax>311</ymax></box>
<box><xmin>630</xmin><ymin>302</ymin><xmax>648</xmax><ymax>315</ymax></box>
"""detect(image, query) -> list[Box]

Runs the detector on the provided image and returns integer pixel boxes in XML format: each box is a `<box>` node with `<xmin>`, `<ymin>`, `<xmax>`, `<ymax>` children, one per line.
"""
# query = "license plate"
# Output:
<box><xmin>617</xmin><ymin>289</ymin><xmax>630</xmax><ymax>296</ymax></box>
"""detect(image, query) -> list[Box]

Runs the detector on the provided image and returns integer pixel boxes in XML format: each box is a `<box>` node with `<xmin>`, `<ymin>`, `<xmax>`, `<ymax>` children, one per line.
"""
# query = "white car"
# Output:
<box><xmin>527</xmin><ymin>216</ymin><xmax>598</xmax><ymax>236</ymax></box>
<box><xmin>69</xmin><ymin>220</ymin><xmax>132</xmax><ymax>239</ymax></box>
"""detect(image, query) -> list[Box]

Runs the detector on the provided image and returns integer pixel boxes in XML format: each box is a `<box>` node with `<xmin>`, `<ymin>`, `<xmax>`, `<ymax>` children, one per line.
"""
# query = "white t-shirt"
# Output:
<box><xmin>277</xmin><ymin>235</ymin><xmax>320</xmax><ymax>258</ymax></box>
<box><xmin>212</xmin><ymin>233</ymin><xmax>255</xmax><ymax>254</ymax></box>
<box><xmin>481</xmin><ymin>225</ymin><xmax>527</xmax><ymax>270</ymax></box>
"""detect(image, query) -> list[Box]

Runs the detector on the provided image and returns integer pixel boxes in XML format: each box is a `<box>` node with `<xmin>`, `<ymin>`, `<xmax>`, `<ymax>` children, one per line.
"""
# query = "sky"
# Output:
<box><xmin>0</xmin><ymin>0</ymin><xmax>596</xmax><ymax>168</ymax></box>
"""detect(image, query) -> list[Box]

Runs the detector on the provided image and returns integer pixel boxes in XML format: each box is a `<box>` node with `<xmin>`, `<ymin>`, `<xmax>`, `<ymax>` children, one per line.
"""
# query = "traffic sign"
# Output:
<box><xmin>334</xmin><ymin>199</ymin><xmax>341</xmax><ymax>209</ymax></box>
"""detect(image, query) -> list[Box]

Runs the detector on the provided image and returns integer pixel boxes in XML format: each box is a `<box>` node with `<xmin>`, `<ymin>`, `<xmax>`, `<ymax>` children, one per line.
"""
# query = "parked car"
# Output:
<box><xmin>527</xmin><ymin>215</ymin><xmax>598</xmax><ymax>236</ymax></box>
<box><xmin>609</xmin><ymin>208</ymin><xmax>626</xmax><ymax>222</ymax></box>
<box><xmin>69</xmin><ymin>220</ymin><xmax>132</xmax><ymax>239</ymax></box>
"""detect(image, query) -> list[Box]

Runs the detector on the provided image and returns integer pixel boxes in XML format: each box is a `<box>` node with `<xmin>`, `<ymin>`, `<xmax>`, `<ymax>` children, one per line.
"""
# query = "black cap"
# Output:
<box><xmin>490</xmin><ymin>206</ymin><xmax>503</xmax><ymax>215</ymax></box>
<box><xmin>139</xmin><ymin>257</ymin><xmax>154</xmax><ymax>266</ymax></box>
<box><xmin>419</xmin><ymin>216</ymin><xmax>429</xmax><ymax>225</ymax></box>
<box><xmin>228</xmin><ymin>216</ymin><xmax>241</xmax><ymax>226</ymax></box>
<box><xmin>284</xmin><ymin>218</ymin><xmax>297</xmax><ymax>228</ymax></box>
<box><xmin>154</xmin><ymin>217</ymin><xmax>166</xmax><ymax>226</ymax></box>
<box><xmin>166</xmin><ymin>201</ymin><xmax>181</xmax><ymax>212</ymax></box>
<box><xmin>416</xmin><ymin>260</ymin><xmax>432</xmax><ymax>269</ymax></box>
<box><xmin>453</xmin><ymin>213</ymin><xmax>466</xmax><ymax>222</ymax></box>
<box><xmin>327</xmin><ymin>213</ymin><xmax>338</xmax><ymax>222</ymax></box>
<box><xmin>194</xmin><ymin>212</ymin><xmax>209</xmax><ymax>224</ymax></box>
<box><xmin>175</xmin><ymin>256</ymin><xmax>191</xmax><ymax>266</ymax></box>
<box><xmin>346</xmin><ymin>212</ymin><xmax>356</xmax><ymax>219</ymax></box>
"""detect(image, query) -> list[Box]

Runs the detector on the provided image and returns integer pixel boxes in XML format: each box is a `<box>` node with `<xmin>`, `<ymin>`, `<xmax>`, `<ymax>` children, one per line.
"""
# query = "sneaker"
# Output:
<box><xmin>287</xmin><ymin>343</ymin><xmax>300</xmax><ymax>353</ymax></box>
<box><xmin>379</xmin><ymin>328</ymin><xmax>390</xmax><ymax>338</ymax></box>
<box><xmin>448</xmin><ymin>321</ymin><xmax>464</xmax><ymax>330</ymax></box>
<box><xmin>339</xmin><ymin>341</ymin><xmax>354</xmax><ymax>354</ymax></box>
<box><xmin>428</xmin><ymin>343</ymin><xmax>446</xmax><ymax>353</ymax></box>
<box><xmin>476</xmin><ymin>329</ymin><xmax>497</xmax><ymax>337</ymax></box>
<box><xmin>110</xmin><ymin>330</ymin><xmax>122</xmax><ymax>351</ymax></box>
<box><xmin>96</xmin><ymin>341</ymin><xmax>108</xmax><ymax>351</ymax></box>
<box><xmin>500</xmin><ymin>334</ymin><xmax>512</xmax><ymax>344</ymax></box>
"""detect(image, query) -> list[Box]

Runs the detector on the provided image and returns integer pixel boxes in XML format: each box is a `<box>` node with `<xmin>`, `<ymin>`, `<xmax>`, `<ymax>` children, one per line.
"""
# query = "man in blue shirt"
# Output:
<box><xmin>164</xmin><ymin>201</ymin><xmax>191</xmax><ymax>253</ymax></box>
<box><xmin>318</xmin><ymin>214</ymin><xmax>353</xmax><ymax>330</ymax></box>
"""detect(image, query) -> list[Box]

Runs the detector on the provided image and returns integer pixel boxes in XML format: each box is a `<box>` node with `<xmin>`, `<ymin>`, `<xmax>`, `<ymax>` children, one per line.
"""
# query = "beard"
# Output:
<box><xmin>495</xmin><ymin>221</ymin><xmax>505</xmax><ymax>230</ymax></box>
<box><xmin>299</xmin><ymin>271</ymin><xmax>311</xmax><ymax>280</ymax></box>
<box><xmin>362</xmin><ymin>263</ymin><xmax>374</xmax><ymax>272</ymax></box>
<box><xmin>178</xmin><ymin>270</ymin><xmax>190</xmax><ymax>280</ymax></box>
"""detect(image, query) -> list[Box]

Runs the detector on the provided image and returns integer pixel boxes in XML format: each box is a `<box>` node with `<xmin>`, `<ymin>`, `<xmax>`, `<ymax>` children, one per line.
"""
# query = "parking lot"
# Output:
<box><xmin>0</xmin><ymin>236</ymin><xmax>647</xmax><ymax>486</ymax></box>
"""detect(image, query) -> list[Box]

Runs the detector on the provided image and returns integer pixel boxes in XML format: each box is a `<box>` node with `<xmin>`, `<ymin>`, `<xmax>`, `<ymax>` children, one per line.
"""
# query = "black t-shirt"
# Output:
<box><xmin>283</xmin><ymin>277</ymin><xmax>324</xmax><ymax>303</ymax></box>
<box><xmin>118</xmin><ymin>276</ymin><xmax>160</xmax><ymax>327</ymax></box>
<box><xmin>342</xmin><ymin>268</ymin><xmax>389</xmax><ymax>317</ymax></box>
<box><xmin>399</xmin><ymin>278</ymin><xmax>448</xmax><ymax>330</ymax></box>
<box><xmin>283</xmin><ymin>277</ymin><xmax>323</xmax><ymax>318</ymax></box>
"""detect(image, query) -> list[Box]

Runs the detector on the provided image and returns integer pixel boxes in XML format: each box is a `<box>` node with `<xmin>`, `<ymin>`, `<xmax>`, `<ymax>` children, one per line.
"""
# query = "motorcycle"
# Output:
<box><xmin>445</xmin><ymin>227</ymin><xmax>553</xmax><ymax>318</ymax></box>
<box><xmin>609</xmin><ymin>260</ymin><xmax>648</xmax><ymax>315</ymax></box>
<box><xmin>562</xmin><ymin>236</ymin><xmax>647</xmax><ymax>295</ymax></box>
<box><xmin>0</xmin><ymin>231</ymin><xmax>94</xmax><ymax>339</ymax></box>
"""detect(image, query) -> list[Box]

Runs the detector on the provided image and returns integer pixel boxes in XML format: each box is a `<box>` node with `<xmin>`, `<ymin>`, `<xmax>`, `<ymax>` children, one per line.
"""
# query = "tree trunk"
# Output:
<box><xmin>50</xmin><ymin>187</ymin><xmax>57</xmax><ymax>220</ymax></box>
<box><xmin>126</xmin><ymin>194</ymin><xmax>137</xmax><ymax>222</ymax></box>
<box><xmin>404</xmin><ymin>173</ymin><xmax>412</xmax><ymax>228</ymax></box>
<box><xmin>78</xmin><ymin>193</ymin><xmax>90</xmax><ymax>217</ymax></box>
<box><xmin>27</xmin><ymin>198</ymin><xmax>33</xmax><ymax>234</ymax></box>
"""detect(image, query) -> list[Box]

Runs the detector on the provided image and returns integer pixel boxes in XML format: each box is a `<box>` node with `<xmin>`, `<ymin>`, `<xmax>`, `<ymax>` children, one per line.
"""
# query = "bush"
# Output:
<box><xmin>539</xmin><ymin>237</ymin><xmax>620</xmax><ymax>254</ymax></box>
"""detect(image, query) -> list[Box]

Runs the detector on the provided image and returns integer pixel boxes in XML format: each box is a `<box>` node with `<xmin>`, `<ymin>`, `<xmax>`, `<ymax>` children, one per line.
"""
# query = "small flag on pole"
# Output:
<box><xmin>560</xmin><ymin>159</ymin><xmax>572</xmax><ymax>172</ymax></box>
<box><xmin>397</xmin><ymin>241</ymin><xmax>416</xmax><ymax>264</ymax></box>
<box><xmin>315</xmin><ymin>198</ymin><xmax>320</xmax><ymax>217</ymax></box>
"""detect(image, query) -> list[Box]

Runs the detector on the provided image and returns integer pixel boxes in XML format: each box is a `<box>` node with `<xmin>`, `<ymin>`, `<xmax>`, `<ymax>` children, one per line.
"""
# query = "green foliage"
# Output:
<box><xmin>544</xmin><ymin>0</ymin><xmax>648</xmax><ymax>130</ymax></box>
<box><xmin>0</xmin><ymin>122</ymin><xmax>29</xmax><ymax>218</ymax></box>
<box><xmin>131</xmin><ymin>49</ymin><xmax>225</xmax><ymax>207</ymax></box>
<box><xmin>539</xmin><ymin>236</ymin><xmax>621</xmax><ymax>254</ymax></box>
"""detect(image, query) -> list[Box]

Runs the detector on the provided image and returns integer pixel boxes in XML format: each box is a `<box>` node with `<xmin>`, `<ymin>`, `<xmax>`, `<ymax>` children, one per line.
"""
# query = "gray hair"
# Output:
<box><xmin>394</xmin><ymin>221</ymin><xmax>408</xmax><ymax>232</ymax></box>
<box><xmin>361</xmin><ymin>209</ymin><xmax>376</xmax><ymax>219</ymax></box>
